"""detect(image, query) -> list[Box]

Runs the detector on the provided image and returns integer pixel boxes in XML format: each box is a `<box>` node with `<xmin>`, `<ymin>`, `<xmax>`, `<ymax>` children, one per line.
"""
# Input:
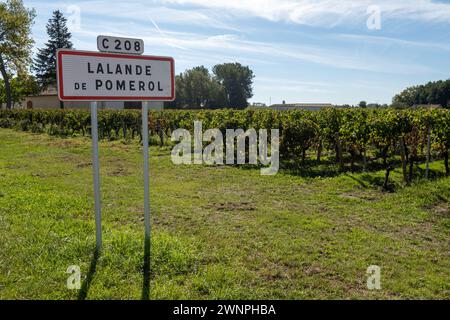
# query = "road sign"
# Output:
<box><xmin>97</xmin><ymin>35</ymin><xmax>144</xmax><ymax>55</ymax></box>
<box><xmin>64</xmin><ymin>37</ymin><xmax>169</xmax><ymax>284</ymax></box>
<box><xmin>57</xmin><ymin>49</ymin><xmax>175</xmax><ymax>101</ymax></box>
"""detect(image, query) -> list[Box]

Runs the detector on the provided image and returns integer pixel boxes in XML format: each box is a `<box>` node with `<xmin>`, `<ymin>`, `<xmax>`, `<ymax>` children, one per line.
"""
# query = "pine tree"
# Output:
<box><xmin>34</xmin><ymin>10</ymin><xmax>73</xmax><ymax>109</ymax></box>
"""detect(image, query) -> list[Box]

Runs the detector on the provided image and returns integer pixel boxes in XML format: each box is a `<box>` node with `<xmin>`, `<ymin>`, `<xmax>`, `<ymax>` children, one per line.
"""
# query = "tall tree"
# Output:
<box><xmin>10</xmin><ymin>73</ymin><xmax>40</xmax><ymax>106</ymax></box>
<box><xmin>0</xmin><ymin>74</ymin><xmax>39</xmax><ymax>108</ymax></box>
<box><xmin>0</xmin><ymin>0</ymin><xmax>35</xmax><ymax>109</ymax></box>
<box><xmin>171</xmin><ymin>66</ymin><xmax>227</xmax><ymax>109</ymax></box>
<box><xmin>34</xmin><ymin>10</ymin><xmax>73</xmax><ymax>109</ymax></box>
<box><xmin>213</xmin><ymin>63</ymin><xmax>254</xmax><ymax>109</ymax></box>
<box><xmin>0</xmin><ymin>78</ymin><xmax>4</xmax><ymax>109</ymax></box>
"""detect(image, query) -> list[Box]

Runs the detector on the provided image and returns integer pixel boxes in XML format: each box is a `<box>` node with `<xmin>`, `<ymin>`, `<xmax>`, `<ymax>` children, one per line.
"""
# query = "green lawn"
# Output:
<box><xmin>0</xmin><ymin>128</ymin><xmax>448</xmax><ymax>300</ymax></box>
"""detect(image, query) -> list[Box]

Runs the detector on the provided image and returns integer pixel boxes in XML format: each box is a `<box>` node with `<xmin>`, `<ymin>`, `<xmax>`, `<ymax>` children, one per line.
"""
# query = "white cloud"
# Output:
<box><xmin>70</xmin><ymin>23</ymin><xmax>437</xmax><ymax>75</ymax></box>
<box><xmin>29</xmin><ymin>0</ymin><xmax>444</xmax><ymax>76</ymax></box>
<box><xmin>163</xmin><ymin>0</ymin><xmax>450</xmax><ymax>26</ymax></box>
<box><xmin>255</xmin><ymin>78</ymin><xmax>338</xmax><ymax>94</ymax></box>
<box><xmin>27</xmin><ymin>0</ymin><xmax>239</xmax><ymax>32</ymax></box>
<box><xmin>336</xmin><ymin>33</ymin><xmax>450</xmax><ymax>52</ymax></box>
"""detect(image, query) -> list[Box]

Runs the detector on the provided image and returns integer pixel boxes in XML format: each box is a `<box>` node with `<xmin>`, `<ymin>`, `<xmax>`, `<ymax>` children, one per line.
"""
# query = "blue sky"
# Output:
<box><xmin>24</xmin><ymin>0</ymin><xmax>450</xmax><ymax>105</ymax></box>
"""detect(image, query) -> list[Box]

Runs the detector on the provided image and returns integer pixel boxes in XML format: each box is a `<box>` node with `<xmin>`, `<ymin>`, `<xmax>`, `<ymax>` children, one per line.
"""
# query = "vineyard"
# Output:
<box><xmin>1</xmin><ymin>108</ymin><xmax>449</xmax><ymax>299</ymax></box>
<box><xmin>1</xmin><ymin>108</ymin><xmax>449</xmax><ymax>187</ymax></box>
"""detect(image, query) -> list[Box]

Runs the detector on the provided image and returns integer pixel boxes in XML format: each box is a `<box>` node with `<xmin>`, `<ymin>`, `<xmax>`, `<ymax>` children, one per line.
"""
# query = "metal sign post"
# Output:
<box><xmin>142</xmin><ymin>101</ymin><xmax>151</xmax><ymax>243</ymax></box>
<box><xmin>90</xmin><ymin>101</ymin><xmax>102</xmax><ymax>251</ymax></box>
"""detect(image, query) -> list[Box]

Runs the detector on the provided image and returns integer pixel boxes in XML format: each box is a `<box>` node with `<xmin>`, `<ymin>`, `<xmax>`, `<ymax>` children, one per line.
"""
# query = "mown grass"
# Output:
<box><xmin>0</xmin><ymin>128</ymin><xmax>448</xmax><ymax>300</ymax></box>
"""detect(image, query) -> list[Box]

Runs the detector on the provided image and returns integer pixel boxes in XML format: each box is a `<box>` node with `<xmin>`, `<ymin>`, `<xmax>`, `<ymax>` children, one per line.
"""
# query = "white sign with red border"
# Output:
<box><xmin>57</xmin><ymin>49</ymin><xmax>175</xmax><ymax>101</ymax></box>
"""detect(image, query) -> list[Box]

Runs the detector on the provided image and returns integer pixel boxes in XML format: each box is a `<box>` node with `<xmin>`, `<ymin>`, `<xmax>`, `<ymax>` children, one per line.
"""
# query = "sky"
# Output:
<box><xmin>23</xmin><ymin>0</ymin><xmax>450</xmax><ymax>105</ymax></box>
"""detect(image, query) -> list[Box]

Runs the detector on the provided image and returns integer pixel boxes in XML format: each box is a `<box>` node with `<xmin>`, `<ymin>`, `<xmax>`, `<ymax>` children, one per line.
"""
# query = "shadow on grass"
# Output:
<box><xmin>237</xmin><ymin>155</ymin><xmax>407</xmax><ymax>179</ymax></box>
<box><xmin>345</xmin><ymin>173</ymin><xmax>392</xmax><ymax>191</ymax></box>
<box><xmin>141</xmin><ymin>237</ymin><xmax>151</xmax><ymax>300</ymax></box>
<box><xmin>414</xmin><ymin>165</ymin><xmax>447</xmax><ymax>181</ymax></box>
<box><xmin>77</xmin><ymin>249</ymin><xmax>100</xmax><ymax>300</ymax></box>
<box><xmin>238</xmin><ymin>156</ymin><xmax>448</xmax><ymax>187</ymax></box>
<box><xmin>345</xmin><ymin>165</ymin><xmax>446</xmax><ymax>192</ymax></box>
<box><xmin>280</xmin><ymin>163</ymin><xmax>341</xmax><ymax>178</ymax></box>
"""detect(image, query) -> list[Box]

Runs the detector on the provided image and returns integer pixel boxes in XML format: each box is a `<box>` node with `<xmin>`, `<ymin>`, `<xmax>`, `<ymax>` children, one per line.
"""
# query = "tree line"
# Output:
<box><xmin>393</xmin><ymin>79</ymin><xmax>450</xmax><ymax>109</ymax></box>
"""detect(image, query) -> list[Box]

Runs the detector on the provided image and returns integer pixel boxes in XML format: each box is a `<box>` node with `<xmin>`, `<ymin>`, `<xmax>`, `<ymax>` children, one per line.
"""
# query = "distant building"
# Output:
<box><xmin>269</xmin><ymin>101</ymin><xmax>334</xmax><ymax>111</ymax></box>
<box><xmin>18</xmin><ymin>85</ymin><xmax>162</xmax><ymax>110</ymax></box>
<box><xmin>249</xmin><ymin>102</ymin><xmax>267</xmax><ymax>108</ymax></box>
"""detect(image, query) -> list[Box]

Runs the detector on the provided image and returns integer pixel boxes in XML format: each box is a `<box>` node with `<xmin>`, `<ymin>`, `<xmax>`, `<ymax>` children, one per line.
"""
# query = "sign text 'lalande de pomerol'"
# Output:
<box><xmin>57</xmin><ymin>49</ymin><xmax>175</xmax><ymax>101</ymax></box>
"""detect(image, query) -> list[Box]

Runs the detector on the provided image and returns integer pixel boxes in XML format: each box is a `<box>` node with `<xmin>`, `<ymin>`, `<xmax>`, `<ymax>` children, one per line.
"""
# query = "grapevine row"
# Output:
<box><xmin>1</xmin><ymin>108</ymin><xmax>449</xmax><ymax>184</ymax></box>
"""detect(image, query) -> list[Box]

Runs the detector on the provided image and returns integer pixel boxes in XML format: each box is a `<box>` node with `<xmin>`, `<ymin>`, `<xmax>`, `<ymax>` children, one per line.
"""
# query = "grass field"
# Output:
<box><xmin>0</xmin><ymin>128</ymin><xmax>449</xmax><ymax>300</ymax></box>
